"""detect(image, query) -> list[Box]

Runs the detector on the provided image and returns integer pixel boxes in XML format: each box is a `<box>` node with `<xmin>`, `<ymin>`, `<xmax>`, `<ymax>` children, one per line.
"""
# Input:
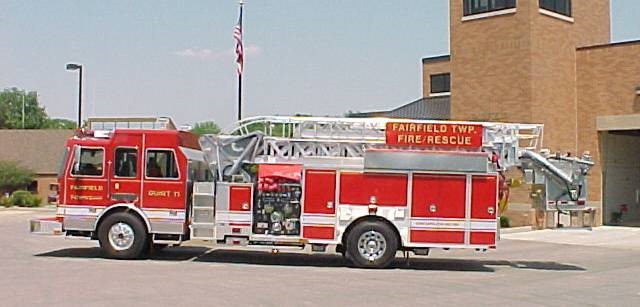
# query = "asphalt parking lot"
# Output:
<box><xmin>2</xmin><ymin>209</ymin><xmax>640</xmax><ymax>307</ymax></box>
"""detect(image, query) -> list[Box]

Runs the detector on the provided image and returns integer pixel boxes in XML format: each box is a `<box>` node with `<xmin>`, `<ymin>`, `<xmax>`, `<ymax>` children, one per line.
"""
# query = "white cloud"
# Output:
<box><xmin>175</xmin><ymin>48</ymin><xmax>216</xmax><ymax>59</ymax></box>
<box><xmin>175</xmin><ymin>45</ymin><xmax>261</xmax><ymax>60</ymax></box>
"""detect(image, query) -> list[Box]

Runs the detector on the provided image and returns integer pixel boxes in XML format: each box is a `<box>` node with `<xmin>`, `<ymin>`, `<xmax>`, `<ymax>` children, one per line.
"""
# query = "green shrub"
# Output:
<box><xmin>0</xmin><ymin>196</ymin><xmax>13</xmax><ymax>207</ymax></box>
<box><xmin>7</xmin><ymin>190</ymin><xmax>41</xmax><ymax>207</ymax></box>
<box><xmin>0</xmin><ymin>161</ymin><xmax>35</xmax><ymax>194</ymax></box>
<box><xmin>500</xmin><ymin>216</ymin><xmax>510</xmax><ymax>228</ymax></box>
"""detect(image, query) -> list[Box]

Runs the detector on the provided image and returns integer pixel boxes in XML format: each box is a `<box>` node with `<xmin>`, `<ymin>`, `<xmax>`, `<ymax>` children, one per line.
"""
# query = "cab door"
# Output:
<box><xmin>66</xmin><ymin>146</ymin><xmax>108</xmax><ymax>207</ymax></box>
<box><xmin>141</xmin><ymin>148</ymin><xmax>185</xmax><ymax>210</ymax></box>
<box><xmin>110</xmin><ymin>146</ymin><xmax>142</xmax><ymax>204</ymax></box>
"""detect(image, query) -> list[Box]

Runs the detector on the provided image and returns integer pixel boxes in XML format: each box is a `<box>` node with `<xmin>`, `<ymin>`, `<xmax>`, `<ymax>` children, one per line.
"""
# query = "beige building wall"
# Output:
<box><xmin>429</xmin><ymin>1</ymin><xmax>618</xmax><ymax>216</ymax></box>
<box><xmin>530</xmin><ymin>6</ymin><xmax>578</xmax><ymax>152</ymax></box>
<box><xmin>446</xmin><ymin>0</ymin><xmax>611</xmax><ymax>152</ymax></box>
<box><xmin>576</xmin><ymin>41</ymin><xmax>640</xmax><ymax>205</ymax></box>
<box><xmin>35</xmin><ymin>175</ymin><xmax>58</xmax><ymax>205</ymax></box>
<box><xmin>422</xmin><ymin>58</ymin><xmax>451</xmax><ymax>97</ymax></box>
<box><xmin>573</xmin><ymin>0</ymin><xmax>611</xmax><ymax>48</ymax></box>
<box><xmin>449</xmin><ymin>0</ymin><xmax>534</xmax><ymax>123</ymax></box>
<box><xmin>530</xmin><ymin>0</ymin><xmax>610</xmax><ymax>152</ymax></box>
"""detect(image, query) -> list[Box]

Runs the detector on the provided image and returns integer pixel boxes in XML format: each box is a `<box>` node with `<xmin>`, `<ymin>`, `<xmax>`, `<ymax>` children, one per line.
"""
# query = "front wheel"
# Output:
<box><xmin>98</xmin><ymin>212</ymin><xmax>149</xmax><ymax>259</ymax></box>
<box><xmin>345</xmin><ymin>221</ymin><xmax>398</xmax><ymax>269</ymax></box>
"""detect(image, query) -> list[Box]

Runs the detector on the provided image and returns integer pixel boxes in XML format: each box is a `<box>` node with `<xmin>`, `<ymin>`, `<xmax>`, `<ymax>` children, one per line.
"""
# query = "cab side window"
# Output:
<box><xmin>72</xmin><ymin>148</ymin><xmax>104</xmax><ymax>176</ymax></box>
<box><xmin>114</xmin><ymin>148</ymin><xmax>137</xmax><ymax>177</ymax></box>
<box><xmin>146</xmin><ymin>150</ymin><xmax>179</xmax><ymax>179</ymax></box>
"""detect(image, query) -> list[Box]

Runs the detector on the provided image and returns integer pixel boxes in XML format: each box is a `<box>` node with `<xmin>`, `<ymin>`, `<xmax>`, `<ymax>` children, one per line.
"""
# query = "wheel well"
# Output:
<box><xmin>341</xmin><ymin>215</ymin><xmax>403</xmax><ymax>249</ymax></box>
<box><xmin>93</xmin><ymin>207</ymin><xmax>149</xmax><ymax>239</ymax></box>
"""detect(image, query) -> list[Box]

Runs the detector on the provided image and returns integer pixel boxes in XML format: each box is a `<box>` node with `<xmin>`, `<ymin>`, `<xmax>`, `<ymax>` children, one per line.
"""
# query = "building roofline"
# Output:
<box><xmin>346</xmin><ymin>96</ymin><xmax>450</xmax><ymax>118</ymax></box>
<box><xmin>422</xmin><ymin>55</ymin><xmax>451</xmax><ymax>64</ymax></box>
<box><xmin>577</xmin><ymin>39</ymin><xmax>640</xmax><ymax>51</ymax></box>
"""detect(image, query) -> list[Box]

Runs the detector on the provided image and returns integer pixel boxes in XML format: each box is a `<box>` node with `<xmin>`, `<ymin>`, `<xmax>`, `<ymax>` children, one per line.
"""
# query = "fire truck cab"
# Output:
<box><xmin>48</xmin><ymin>120</ymin><xmax>207</xmax><ymax>258</ymax></box>
<box><xmin>31</xmin><ymin>116</ymin><xmax>592</xmax><ymax>268</ymax></box>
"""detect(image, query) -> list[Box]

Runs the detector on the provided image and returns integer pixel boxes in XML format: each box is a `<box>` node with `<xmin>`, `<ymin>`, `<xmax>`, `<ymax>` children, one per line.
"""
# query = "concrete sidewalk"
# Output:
<box><xmin>502</xmin><ymin>226</ymin><xmax>640</xmax><ymax>251</ymax></box>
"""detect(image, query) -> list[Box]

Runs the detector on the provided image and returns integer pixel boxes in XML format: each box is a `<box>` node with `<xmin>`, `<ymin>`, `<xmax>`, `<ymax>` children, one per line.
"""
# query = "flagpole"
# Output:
<box><xmin>237</xmin><ymin>0</ymin><xmax>244</xmax><ymax>121</ymax></box>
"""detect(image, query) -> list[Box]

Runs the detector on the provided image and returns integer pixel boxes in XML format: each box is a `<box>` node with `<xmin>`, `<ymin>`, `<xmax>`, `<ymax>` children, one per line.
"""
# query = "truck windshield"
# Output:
<box><xmin>57</xmin><ymin>147</ymin><xmax>69</xmax><ymax>179</ymax></box>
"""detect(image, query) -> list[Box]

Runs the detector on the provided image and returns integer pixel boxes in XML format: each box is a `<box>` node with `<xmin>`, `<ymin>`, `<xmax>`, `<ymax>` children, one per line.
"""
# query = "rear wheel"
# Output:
<box><xmin>345</xmin><ymin>220</ymin><xmax>398</xmax><ymax>269</ymax></box>
<box><xmin>98</xmin><ymin>212</ymin><xmax>149</xmax><ymax>259</ymax></box>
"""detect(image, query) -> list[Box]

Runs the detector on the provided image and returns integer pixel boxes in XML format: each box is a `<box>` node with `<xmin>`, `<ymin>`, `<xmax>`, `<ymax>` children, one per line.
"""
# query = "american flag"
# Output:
<box><xmin>233</xmin><ymin>3</ymin><xmax>244</xmax><ymax>75</ymax></box>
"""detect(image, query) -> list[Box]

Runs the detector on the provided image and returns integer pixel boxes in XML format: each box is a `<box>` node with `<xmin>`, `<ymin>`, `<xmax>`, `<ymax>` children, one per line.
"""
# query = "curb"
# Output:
<box><xmin>500</xmin><ymin>226</ymin><xmax>533</xmax><ymax>234</ymax></box>
<box><xmin>0</xmin><ymin>206</ymin><xmax>56</xmax><ymax>212</ymax></box>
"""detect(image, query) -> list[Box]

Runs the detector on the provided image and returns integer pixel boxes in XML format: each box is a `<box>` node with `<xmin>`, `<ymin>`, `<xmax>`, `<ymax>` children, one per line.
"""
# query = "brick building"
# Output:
<box><xmin>419</xmin><ymin>0</ymin><xmax>640</xmax><ymax>226</ymax></box>
<box><xmin>0</xmin><ymin>130</ymin><xmax>74</xmax><ymax>204</ymax></box>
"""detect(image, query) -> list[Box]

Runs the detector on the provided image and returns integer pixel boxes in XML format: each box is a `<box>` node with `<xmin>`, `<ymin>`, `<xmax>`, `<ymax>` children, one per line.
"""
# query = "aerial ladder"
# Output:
<box><xmin>199</xmin><ymin>115</ymin><xmax>593</xmax><ymax>226</ymax></box>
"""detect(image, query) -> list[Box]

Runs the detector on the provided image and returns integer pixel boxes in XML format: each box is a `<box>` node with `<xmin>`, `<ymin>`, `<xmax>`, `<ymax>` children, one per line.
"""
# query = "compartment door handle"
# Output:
<box><xmin>487</xmin><ymin>207</ymin><xmax>495</xmax><ymax>215</ymax></box>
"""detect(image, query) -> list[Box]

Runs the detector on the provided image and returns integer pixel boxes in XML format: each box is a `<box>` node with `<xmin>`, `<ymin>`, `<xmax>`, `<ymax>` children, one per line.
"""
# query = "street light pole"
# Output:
<box><xmin>22</xmin><ymin>92</ymin><xmax>25</xmax><ymax>129</ymax></box>
<box><xmin>66</xmin><ymin>63</ymin><xmax>83</xmax><ymax>128</ymax></box>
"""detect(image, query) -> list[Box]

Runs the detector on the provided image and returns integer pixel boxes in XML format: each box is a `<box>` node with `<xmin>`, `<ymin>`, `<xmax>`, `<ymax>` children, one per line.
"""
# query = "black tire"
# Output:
<box><xmin>97</xmin><ymin>212</ymin><xmax>149</xmax><ymax>259</ymax></box>
<box><xmin>345</xmin><ymin>220</ymin><xmax>398</xmax><ymax>269</ymax></box>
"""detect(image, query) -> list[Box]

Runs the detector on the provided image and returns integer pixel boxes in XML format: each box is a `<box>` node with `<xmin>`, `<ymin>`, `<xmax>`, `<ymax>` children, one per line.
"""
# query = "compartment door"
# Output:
<box><xmin>338</xmin><ymin>172</ymin><xmax>408</xmax><ymax>206</ymax></box>
<box><xmin>302</xmin><ymin>169</ymin><xmax>336</xmax><ymax>240</ymax></box>
<box><xmin>470</xmin><ymin>175</ymin><xmax>498</xmax><ymax>245</ymax></box>
<box><xmin>410</xmin><ymin>174</ymin><xmax>466</xmax><ymax>244</ymax></box>
<box><xmin>229</xmin><ymin>185</ymin><xmax>252</xmax><ymax>212</ymax></box>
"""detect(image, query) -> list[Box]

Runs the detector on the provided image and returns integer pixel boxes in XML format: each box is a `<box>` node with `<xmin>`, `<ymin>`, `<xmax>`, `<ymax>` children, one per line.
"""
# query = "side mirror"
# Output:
<box><xmin>72</xmin><ymin>145</ymin><xmax>81</xmax><ymax>173</ymax></box>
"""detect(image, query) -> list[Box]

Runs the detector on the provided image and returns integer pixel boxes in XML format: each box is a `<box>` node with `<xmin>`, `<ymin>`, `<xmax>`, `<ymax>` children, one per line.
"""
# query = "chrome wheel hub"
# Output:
<box><xmin>357</xmin><ymin>230</ymin><xmax>387</xmax><ymax>261</ymax></box>
<box><xmin>108</xmin><ymin>222</ymin><xmax>135</xmax><ymax>251</ymax></box>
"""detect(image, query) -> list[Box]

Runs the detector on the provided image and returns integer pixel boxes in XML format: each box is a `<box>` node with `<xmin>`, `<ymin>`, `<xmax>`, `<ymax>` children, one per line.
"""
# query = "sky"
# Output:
<box><xmin>1</xmin><ymin>1</ymin><xmax>639</xmax><ymax>130</ymax></box>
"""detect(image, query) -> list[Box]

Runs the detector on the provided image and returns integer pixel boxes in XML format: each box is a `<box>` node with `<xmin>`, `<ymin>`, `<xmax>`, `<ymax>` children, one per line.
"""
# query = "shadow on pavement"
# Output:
<box><xmin>35</xmin><ymin>246</ymin><xmax>586</xmax><ymax>272</ymax></box>
<box><xmin>35</xmin><ymin>246</ymin><xmax>210</xmax><ymax>262</ymax></box>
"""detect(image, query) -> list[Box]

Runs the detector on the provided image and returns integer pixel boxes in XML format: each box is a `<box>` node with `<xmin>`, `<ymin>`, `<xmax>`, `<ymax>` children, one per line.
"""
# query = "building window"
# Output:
<box><xmin>430</xmin><ymin>73</ymin><xmax>451</xmax><ymax>94</ymax></box>
<box><xmin>463</xmin><ymin>0</ymin><xmax>516</xmax><ymax>16</ymax></box>
<box><xmin>114</xmin><ymin>148</ymin><xmax>138</xmax><ymax>178</ymax></box>
<box><xmin>146</xmin><ymin>150</ymin><xmax>179</xmax><ymax>179</ymax></box>
<box><xmin>539</xmin><ymin>0</ymin><xmax>571</xmax><ymax>17</ymax></box>
<box><xmin>71</xmin><ymin>148</ymin><xmax>104</xmax><ymax>176</ymax></box>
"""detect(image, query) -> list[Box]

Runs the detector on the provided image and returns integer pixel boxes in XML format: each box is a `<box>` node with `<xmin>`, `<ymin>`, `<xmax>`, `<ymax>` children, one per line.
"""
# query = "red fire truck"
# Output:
<box><xmin>30</xmin><ymin>116</ymin><xmax>592</xmax><ymax>268</ymax></box>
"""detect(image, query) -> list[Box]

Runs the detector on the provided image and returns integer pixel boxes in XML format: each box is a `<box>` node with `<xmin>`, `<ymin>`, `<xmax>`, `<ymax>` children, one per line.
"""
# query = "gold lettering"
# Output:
<box><xmin>70</xmin><ymin>185</ymin><xmax>103</xmax><ymax>191</ymax></box>
<box><xmin>147</xmin><ymin>190</ymin><xmax>180</xmax><ymax>198</ymax></box>
<box><xmin>70</xmin><ymin>195</ymin><xmax>102</xmax><ymax>201</ymax></box>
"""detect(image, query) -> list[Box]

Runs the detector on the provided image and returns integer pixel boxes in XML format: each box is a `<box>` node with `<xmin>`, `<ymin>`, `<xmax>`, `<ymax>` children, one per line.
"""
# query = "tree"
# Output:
<box><xmin>43</xmin><ymin>118</ymin><xmax>77</xmax><ymax>129</ymax></box>
<box><xmin>190</xmin><ymin>121</ymin><xmax>221</xmax><ymax>136</ymax></box>
<box><xmin>0</xmin><ymin>88</ymin><xmax>48</xmax><ymax>129</ymax></box>
<box><xmin>0</xmin><ymin>88</ymin><xmax>76</xmax><ymax>129</ymax></box>
<box><xmin>0</xmin><ymin>161</ymin><xmax>34</xmax><ymax>195</ymax></box>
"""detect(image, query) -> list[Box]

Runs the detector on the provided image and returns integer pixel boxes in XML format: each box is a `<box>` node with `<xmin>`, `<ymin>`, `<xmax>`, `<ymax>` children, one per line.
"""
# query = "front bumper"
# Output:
<box><xmin>30</xmin><ymin>217</ymin><xmax>63</xmax><ymax>235</ymax></box>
